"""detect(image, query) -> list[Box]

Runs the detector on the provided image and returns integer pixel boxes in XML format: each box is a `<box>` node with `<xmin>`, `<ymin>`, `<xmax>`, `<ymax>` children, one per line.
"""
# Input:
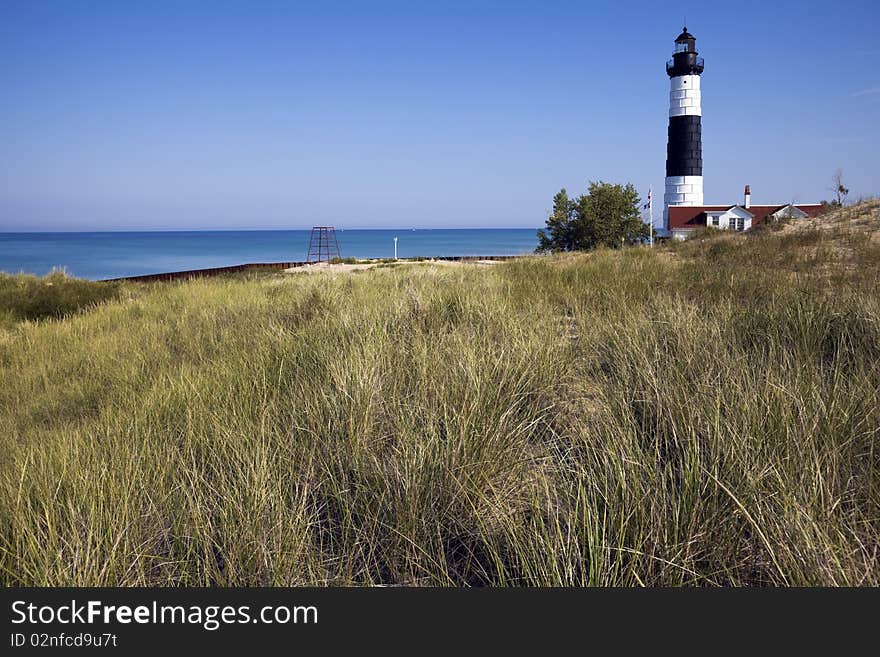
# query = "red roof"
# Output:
<box><xmin>668</xmin><ymin>204</ymin><xmax>824</xmax><ymax>230</ymax></box>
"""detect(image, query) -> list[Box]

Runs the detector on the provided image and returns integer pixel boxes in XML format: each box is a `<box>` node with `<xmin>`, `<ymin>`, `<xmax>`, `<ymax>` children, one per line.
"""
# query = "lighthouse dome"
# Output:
<box><xmin>675</xmin><ymin>27</ymin><xmax>695</xmax><ymax>43</ymax></box>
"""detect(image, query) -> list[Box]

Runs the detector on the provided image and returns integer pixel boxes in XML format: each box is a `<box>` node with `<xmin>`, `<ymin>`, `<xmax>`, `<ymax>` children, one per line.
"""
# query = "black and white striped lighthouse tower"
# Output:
<box><xmin>663</xmin><ymin>27</ymin><xmax>705</xmax><ymax>227</ymax></box>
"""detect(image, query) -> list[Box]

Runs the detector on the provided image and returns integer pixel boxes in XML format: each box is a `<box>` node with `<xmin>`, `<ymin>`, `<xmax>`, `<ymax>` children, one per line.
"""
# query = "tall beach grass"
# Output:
<box><xmin>1</xmin><ymin>206</ymin><xmax>878</xmax><ymax>585</ymax></box>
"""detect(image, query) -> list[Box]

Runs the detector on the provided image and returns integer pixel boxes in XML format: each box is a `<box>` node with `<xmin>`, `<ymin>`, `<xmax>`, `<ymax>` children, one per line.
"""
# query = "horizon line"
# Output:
<box><xmin>0</xmin><ymin>226</ymin><xmax>543</xmax><ymax>234</ymax></box>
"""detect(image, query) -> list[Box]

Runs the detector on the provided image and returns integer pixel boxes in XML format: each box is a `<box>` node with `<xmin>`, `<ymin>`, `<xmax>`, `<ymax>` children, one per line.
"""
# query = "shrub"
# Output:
<box><xmin>0</xmin><ymin>270</ymin><xmax>122</xmax><ymax>322</ymax></box>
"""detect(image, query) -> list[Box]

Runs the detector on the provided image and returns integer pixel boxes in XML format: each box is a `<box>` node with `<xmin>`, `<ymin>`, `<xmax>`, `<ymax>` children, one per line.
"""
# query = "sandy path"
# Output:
<box><xmin>284</xmin><ymin>259</ymin><xmax>504</xmax><ymax>274</ymax></box>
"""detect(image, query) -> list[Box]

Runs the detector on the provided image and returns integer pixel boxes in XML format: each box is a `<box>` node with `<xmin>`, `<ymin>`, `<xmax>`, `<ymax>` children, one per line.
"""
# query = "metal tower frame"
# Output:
<box><xmin>306</xmin><ymin>226</ymin><xmax>341</xmax><ymax>263</ymax></box>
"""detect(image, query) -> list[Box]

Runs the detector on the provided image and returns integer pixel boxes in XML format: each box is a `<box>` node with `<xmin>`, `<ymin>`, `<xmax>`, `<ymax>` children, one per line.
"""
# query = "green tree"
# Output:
<box><xmin>537</xmin><ymin>188</ymin><xmax>577</xmax><ymax>252</ymax></box>
<box><xmin>537</xmin><ymin>181</ymin><xmax>648</xmax><ymax>252</ymax></box>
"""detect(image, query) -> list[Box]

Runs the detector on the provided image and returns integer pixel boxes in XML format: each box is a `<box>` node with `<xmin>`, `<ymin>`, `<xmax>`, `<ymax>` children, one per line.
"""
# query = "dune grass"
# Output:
<box><xmin>0</xmin><ymin>270</ymin><xmax>122</xmax><ymax>328</ymax></box>
<box><xmin>1</xmin><ymin>206</ymin><xmax>879</xmax><ymax>586</ymax></box>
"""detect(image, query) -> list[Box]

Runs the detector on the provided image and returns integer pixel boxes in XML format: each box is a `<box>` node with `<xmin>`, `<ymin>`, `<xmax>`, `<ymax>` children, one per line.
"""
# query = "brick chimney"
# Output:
<box><xmin>744</xmin><ymin>184</ymin><xmax>751</xmax><ymax>209</ymax></box>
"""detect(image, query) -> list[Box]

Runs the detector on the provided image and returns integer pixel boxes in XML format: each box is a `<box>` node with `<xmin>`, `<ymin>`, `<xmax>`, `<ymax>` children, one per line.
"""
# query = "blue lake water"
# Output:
<box><xmin>0</xmin><ymin>228</ymin><xmax>540</xmax><ymax>280</ymax></box>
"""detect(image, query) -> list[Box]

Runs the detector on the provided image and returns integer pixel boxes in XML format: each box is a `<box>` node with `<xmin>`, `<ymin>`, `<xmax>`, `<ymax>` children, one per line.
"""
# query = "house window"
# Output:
<box><xmin>736</xmin><ymin>218</ymin><xmax>745</xmax><ymax>231</ymax></box>
<box><xmin>711</xmin><ymin>216</ymin><xmax>719</xmax><ymax>227</ymax></box>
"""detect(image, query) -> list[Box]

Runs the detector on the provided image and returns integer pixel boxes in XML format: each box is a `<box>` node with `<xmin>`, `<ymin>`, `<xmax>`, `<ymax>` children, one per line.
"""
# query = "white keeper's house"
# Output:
<box><xmin>667</xmin><ymin>184</ymin><xmax>824</xmax><ymax>240</ymax></box>
<box><xmin>659</xmin><ymin>27</ymin><xmax>822</xmax><ymax>240</ymax></box>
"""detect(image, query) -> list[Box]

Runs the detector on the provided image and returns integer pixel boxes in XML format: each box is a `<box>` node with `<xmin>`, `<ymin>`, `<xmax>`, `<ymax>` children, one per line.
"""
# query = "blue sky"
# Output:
<box><xmin>1</xmin><ymin>0</ymin><xmax>878</xmax><ymax>230</ymax></box>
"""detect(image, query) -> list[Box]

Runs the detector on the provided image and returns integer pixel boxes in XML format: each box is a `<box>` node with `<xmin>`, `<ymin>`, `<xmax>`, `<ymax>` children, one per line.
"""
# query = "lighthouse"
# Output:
<box><xmin>663</xmin><ymin>27</ymin><xmax>704</xmax><ymax>227</ymax></box>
